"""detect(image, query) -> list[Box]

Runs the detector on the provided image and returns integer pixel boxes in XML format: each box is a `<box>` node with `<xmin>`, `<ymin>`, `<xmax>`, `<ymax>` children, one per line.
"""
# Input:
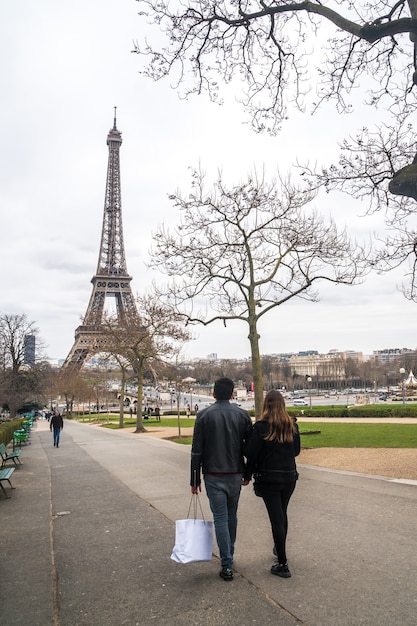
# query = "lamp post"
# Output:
<box><xmin>307</xmin><ymin>376</ymin><xmax>312</xmax><ymax>409</ymax></box>
<box><xmin>400</xmin><ymin>367</ymin><xmax>406</xmax><ymax>406</ymax></box>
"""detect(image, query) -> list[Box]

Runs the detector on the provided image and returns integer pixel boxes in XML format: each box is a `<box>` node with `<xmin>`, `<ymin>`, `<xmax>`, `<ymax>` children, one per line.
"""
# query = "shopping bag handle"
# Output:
<box><xmin>187</xmin><ymin>472</ymin><xmax>205</xmax><ymax>519</ymax></box>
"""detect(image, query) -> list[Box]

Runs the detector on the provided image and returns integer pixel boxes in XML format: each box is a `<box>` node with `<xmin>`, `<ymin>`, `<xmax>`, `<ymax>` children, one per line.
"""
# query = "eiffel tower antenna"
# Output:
<box><xmin>64</xmin><ymin>112</ymin><xmax>139</xmax><ymax>368</ymax></box>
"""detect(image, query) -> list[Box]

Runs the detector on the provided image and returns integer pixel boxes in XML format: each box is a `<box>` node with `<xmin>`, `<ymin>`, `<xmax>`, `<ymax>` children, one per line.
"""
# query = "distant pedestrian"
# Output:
<box><xmin>245</xmin><ymin>390</ymin><xmax>300</xmax><ymax>578</ymax></box>
<box><xmin>129</xmin><ymin>406</ymin><xmax>133</xmax><ymax>417</ymax></box>
<box><xmin>50</xmin><ymin>410</ymin><xmax>64</xmax><ymax>448</ymax></box>
<box><xmin>186</xmin><ymin>404</ymin><xmax>191</xmax><ymax>418</ymax></box>
<box><xmin>155</xmin><ymin>405</ymin><xmax>160</xmax><ymax>421</ymax></box>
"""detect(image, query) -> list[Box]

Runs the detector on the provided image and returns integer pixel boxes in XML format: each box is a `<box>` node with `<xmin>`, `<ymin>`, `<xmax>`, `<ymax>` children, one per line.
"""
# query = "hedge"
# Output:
<box><xmin>286</xmin><ymin>404</ymin><xmax>417</xmax><ymax>418</ymax></box>
<box><xmin>0</xmin><ymin>419</ymin><xmax>24</xmax><ymax>446</ymax></box>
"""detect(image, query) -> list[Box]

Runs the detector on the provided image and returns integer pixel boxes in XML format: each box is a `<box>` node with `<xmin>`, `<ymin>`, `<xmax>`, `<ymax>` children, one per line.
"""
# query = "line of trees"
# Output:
<box><xmin>2</xmin><ymin>310</ymin><xmax>416</xmax><ymax>419</ymax></box>
<box><xmin>0</xmin><ymin>304</ymin><xmax>190</xmax><ymax>424</ymax></box>
<box><xmin>178</xmin><ymin>353</ymin><xmax>417</xmax><ymax>395</ymax></box>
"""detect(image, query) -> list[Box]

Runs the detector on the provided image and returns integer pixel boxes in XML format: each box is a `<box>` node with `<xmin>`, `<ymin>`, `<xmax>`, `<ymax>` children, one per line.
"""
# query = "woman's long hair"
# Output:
<box><xmin>259</xmin><ymin>390</ymin><xmax>295</xmax><ymax>443</ymax></box>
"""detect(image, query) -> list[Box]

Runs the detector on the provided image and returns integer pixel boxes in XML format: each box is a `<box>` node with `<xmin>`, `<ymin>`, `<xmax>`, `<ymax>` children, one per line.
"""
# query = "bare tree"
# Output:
<box><xmin>301</xmin><ymin>110</ymin><xmax>417</xmax><ymax>299</ymax></box>
<box><xmin>0</xmin><ymin>313</ymin><xmax>45</xmax><ymax>417</ymax></box>
<box><xmin>149</xmin><ymin>168</ymin><xmax>366</xmax><ymax>416</ymax></box>
<box><xmin>111</xmin><ymin>354</ymin><xmax>130</xmax><ymax>429</ymax></box>
<box><xmin>101</xmin><ymin>295</ymin><xmax>190</xmax><ymax>432</ymax></box>
<box><xmin>134</xmin><ymin>1</ymin><xmax>417</xmax><ymax>135</ymax></box>
<box><xmin>0</xmin><ymin>314</ymin><xmax>41</xmax><ymax>373</ymax></box>
<box><xmin>57</xmin><ymin>367</ymin><xmax>92</xmax><ymax>417</ymax></box>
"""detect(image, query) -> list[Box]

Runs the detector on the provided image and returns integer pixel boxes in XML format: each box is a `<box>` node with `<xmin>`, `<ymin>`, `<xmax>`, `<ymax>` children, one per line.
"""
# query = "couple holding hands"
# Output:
<box><xmin>190</xmin><ymin>377</ymin><xmax>300</xmax><ymax>581</ymax></box>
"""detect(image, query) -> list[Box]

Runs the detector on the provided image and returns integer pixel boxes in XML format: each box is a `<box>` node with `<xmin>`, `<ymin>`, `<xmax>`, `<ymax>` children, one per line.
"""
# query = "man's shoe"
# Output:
<box><xmin>219</xmin><ymin>567</ymin><xmax>233</xmax><ymax>581</ymax></box>
<box><xmin>271</xmin><ymin>563</ymin><xmax>291</xmax><ymax>578</ymax></box>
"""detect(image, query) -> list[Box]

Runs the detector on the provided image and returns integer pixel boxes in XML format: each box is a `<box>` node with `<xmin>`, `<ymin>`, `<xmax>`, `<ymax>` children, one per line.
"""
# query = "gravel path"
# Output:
<box><xmin>298</xmin><ymin>447</ymin><xmax>417</xmax><ymax>480</ymax></box>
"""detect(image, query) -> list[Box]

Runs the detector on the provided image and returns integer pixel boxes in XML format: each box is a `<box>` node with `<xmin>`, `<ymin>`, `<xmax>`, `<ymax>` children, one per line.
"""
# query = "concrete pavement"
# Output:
<box><xmin>1</xmin><ymin>418</ymin><xmax>416</xmax><ymax>625</ymax></box>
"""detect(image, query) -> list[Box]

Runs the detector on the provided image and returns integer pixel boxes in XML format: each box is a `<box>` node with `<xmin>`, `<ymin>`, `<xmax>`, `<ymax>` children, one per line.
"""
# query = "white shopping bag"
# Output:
<box><xmin>171</xmin><ymin>518</ymin><xmax>213</xmax><ymax>564</ymax></box>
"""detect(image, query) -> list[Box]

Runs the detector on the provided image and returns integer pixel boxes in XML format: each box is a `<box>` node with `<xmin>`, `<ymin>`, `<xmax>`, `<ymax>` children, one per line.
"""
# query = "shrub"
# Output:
<box><xmin>287</xmin><ymin>404</ymin><xmax>417</xmax><ymax>418</ymax></box>
<box><xmin>0</xmin><ymin>419</ymin><xmax>23</xmax><ymax>446</ymax></box>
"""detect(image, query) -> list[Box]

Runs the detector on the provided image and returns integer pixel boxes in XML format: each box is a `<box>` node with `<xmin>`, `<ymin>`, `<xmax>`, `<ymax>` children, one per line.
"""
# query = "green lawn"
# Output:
<box><xmin>76</xmin><ymin>414</ymin><xmax>417</xmax><ymax>448</ymax></box>
<box><xmin>298</xmin><ymin>422</ymin><xmax>417</xmax><ymax>448</ymax></box>
<box><xmin>98</xmin><ymin>416</ymin><xmax>197</xmax><ymax>429</ymax></box>
<box><xmin>167</xmin><ymin>422</ymin><xmax>417</xmax><ymax>447</ymax></box>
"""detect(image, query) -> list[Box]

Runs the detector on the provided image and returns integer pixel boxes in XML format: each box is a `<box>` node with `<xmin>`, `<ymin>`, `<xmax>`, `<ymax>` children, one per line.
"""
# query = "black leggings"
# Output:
<box><xmin>260</xmin><ymin>481</ymin><xmax>296</xmax><ymax>565</ymax></box>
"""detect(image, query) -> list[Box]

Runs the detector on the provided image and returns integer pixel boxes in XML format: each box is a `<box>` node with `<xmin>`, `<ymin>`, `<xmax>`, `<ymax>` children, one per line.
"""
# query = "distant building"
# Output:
<box><xmin>288</xmin><ymin>350</ymin><xmax>363</xmax><ymax>379</ymax></box>
<box><xmin>373</xmin><ymin>348</ymin><xmax>414</xmax><ymax>363</ymax></box>
<box><xmin>267</xmin><ymin>353</ymin><xmax>295</xmax><ymax>362</ymax></box>
<box><xmin>343</xmin><ymin>350</ymin><xmax>363</xmax><ymax>363</ymax></box>
<box><xmin>24</xmin><ymin>334</ymin><xmax>36</xmax><ymax>366</ymax></box>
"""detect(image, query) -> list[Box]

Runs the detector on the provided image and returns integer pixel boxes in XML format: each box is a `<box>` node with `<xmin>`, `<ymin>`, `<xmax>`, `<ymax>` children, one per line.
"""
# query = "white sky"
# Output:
<box><xmin>1</xmin><ymin>0</ymin><xmax>416</xmax><ymax>364</ymax></box>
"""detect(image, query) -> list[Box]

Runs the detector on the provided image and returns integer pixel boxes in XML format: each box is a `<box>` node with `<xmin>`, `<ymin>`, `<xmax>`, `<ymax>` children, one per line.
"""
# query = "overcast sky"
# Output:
<box><xmin>1</xmin><ymin>0</ymin><xmax>416</xmax><ymax>365</ymax></box>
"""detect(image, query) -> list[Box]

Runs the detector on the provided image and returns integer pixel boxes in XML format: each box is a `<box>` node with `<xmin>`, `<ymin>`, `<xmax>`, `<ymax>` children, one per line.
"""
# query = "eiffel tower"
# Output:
<box><xmin>64</xmin><ymin>110</ymin><xmax>139</xmax><ymax>368</ymax></box>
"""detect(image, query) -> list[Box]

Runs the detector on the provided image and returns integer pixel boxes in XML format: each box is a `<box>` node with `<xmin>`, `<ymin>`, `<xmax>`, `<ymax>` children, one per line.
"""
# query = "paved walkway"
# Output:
<box><xmin>1</xmin><ymin>419</ymin><xmax>416</xmax><ymax>625</ymax></box>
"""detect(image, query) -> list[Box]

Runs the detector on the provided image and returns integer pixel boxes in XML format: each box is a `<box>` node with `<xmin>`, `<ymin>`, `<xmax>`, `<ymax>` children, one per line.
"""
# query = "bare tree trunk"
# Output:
<box><xmin>248</xmin><ymin>307</ymin><xmax>263</xmax><ymax>419</ymax></box>
<box><xmin>177</xmin><ymin>404</ymin><xmax>182</xmax><ymax>438</ymax></box>
<box><xmin>135</xmin><ymin>365</ymin><xmax>146</xmax><ymax>433</ymax></box>
<box><xmin>119</xmin><ymin>367</ymin><xmax>126</xmax><ymax>429</ymax></box>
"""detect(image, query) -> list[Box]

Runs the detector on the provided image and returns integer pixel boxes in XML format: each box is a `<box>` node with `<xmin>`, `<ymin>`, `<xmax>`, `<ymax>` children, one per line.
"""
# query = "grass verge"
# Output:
<box><xmin>299</xmin><ymin>421</ymin><xmax>417</xmax><ymax>448</ymax></box>
<box><xmin>74</xmin><ymin>415</ymin><xmax>417</xmax><ymax>448</ymax></box>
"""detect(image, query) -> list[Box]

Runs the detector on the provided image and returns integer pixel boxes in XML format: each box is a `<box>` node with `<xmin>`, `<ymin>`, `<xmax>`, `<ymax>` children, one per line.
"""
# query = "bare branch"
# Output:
<box><xmin>134</xmin><ymin>0</ymin><xmax>416</xmax><ymax>134</ymax></box>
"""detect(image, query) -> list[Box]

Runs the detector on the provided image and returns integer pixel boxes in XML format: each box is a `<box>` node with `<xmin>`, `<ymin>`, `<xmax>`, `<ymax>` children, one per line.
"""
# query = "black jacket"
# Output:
<box><xmin>190</xmin><ymin>400</ymin><xmax>252</xmax><ymax>487</ymax></box>
<box><xmin>244</xmin><ymin>418</ymin><xmax>300</xmax><ymax>482</ymax></box>
<box><xmin>50</xmin><ymin>413</ymin><xmax>64</xmax><ymax>430</ymax></box>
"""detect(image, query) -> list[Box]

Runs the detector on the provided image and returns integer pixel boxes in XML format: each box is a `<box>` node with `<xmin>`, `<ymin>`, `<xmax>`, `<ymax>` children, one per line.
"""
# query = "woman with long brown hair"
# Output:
<box><xmin>245</xmin><ymin>390</ymin><xmax>300</xmax><ymax>577</ymax></box>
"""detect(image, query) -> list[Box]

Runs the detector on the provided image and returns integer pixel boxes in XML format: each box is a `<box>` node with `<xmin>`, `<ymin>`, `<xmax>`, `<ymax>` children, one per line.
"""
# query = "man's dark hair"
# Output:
<box><xmin>214</xmin><ymin>377</ymin><xmax>234</xmax><ymax>401</ymax></box>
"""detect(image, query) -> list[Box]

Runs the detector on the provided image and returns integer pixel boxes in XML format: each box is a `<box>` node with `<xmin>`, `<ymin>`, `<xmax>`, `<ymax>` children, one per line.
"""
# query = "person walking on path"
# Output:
<box><xmin>50</xmin><ymin>410</ymin><xmax>64</xmax><ymax>447</ymax></box>
<box><xmin>190</xmin><ymin>377</ymin><xmax>252</xmax><ymax>582</ymax></box>
<box><xmin>245</xmin><ymin>390</ymin><xmax>300</xmax><ymax>578</ymax></box>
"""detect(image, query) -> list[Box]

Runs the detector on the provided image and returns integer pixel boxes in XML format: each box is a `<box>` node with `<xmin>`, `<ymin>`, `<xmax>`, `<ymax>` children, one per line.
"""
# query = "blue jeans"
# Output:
<box><xmin>52</xmin><ymin>428</ymin><xmax>61</xmax><ymax>447</ymax></box>
<box><xmin>204</xmin><ymin>474</ymin><xmax>243</xmax><ymax>568</ymax></box>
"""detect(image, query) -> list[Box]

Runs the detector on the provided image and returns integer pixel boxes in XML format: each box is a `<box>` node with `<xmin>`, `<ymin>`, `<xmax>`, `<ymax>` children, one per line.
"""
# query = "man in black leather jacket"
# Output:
<box><xmin>190</xmin><ymin>377</ymin><xmax>252</xmax><ymax>581</ymax></box>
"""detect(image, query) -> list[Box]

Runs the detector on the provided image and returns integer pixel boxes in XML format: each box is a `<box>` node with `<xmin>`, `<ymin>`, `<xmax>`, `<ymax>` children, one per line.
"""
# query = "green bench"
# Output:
<box><xmin>0</xmin><ymin>443</ymin><xmax>22</xmax><ymax>468</ymax></box>
<box><xmin>13</xmin><ymin>430</ymin><xmax>29</xmax><ymax>448</ymax></box>
<box><xmin>0</xmin><ymin>467</ymin><xmax>16</xmax><ymax>498</ymax></box>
